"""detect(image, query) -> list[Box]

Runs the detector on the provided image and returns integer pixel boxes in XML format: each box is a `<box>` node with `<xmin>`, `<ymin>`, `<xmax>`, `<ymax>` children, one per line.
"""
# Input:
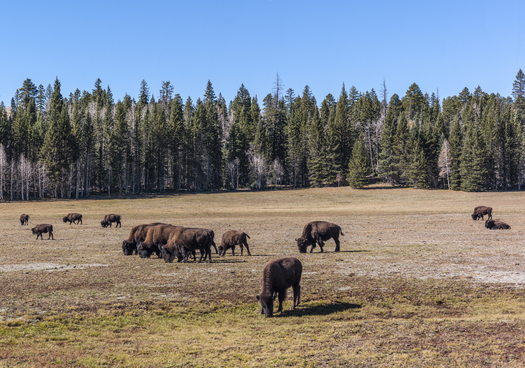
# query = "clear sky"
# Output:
<box><xmin>1</xmin><ymin>0</ymin><xmax>524</xmax><ymax>106</ymax></box>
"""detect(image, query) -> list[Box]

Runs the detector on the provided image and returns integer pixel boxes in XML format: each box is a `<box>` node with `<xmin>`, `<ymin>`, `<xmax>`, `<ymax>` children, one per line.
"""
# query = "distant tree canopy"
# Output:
<box><xmin>1</xmin><ymin>71</ymin><xmax>525</xmax><ymax>200</ymax></box>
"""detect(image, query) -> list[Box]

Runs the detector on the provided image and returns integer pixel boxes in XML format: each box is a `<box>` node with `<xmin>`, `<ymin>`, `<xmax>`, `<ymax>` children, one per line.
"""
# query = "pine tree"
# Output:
<box><xmin>449</xmin><ymin>117</ymin><xmax>462</xmax><ymax>190</ymax></box>
<box><xmin>138</xmin><ymin>80</ymin><xmax>150</xmax><ymax>107</ymax></box>
<box><xmin>347</xmin><ymin>133</ymin><xmax>368</xmax><ymax>188</ymax></box>
<box><xmin>378</xmin><ymin>94</ymin><xmax>402</xmax><ymax>184</ymax></box>
<box><xmin>460</xmin><ymin>119</ymin><xmax>487</xmax><ymax>192</ymax></box>
<box><xmin>40</xmin><ymin>78</ymin><xmax>76</xmax><ymax>197</ymax></box>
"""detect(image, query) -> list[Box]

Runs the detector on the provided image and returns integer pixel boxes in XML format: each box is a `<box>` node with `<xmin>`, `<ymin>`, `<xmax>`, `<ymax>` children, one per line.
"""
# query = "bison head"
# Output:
<box><xmin>218</xmin><ymin>245</ymin><xmax>225</xmax><ymax>256</ymax></box>
<box><xmin>122</xmin><ymin>240</ymin><xmax>136</xmax><ymax>256</ymax></box>
<box><xmin>136</xmin><ymin>242</ymin><xmax>152</xmax><ymax>258</ymax></box>
<box><xmin>62</xmin><ymin>216</ymin><xmax>68</xmax><ymax>223</ymax></box>
<box><xmin>31</xmin><ymin>227</ymin><xmax>37</xmax><ymax>235</ymax></box>
<box><xmin>485</xmin><ymin>219</ymin><xmax>495</xmax><ymax>229</ymax></box>
<box><xmin>256</xmin><ymin>292</ymin><xmax>277</xmax><ymax>317</ymax></box>
<box><xmin>472</xmin><ymin>213</ymin><xmax>480</xmax><ymax>221</ymax></box>
<box><xmin>161</xmin><ymin>247</ymin><xmax>182</xmax><ymax>263</ymax></box>
<box><xmin>295</xmin><ymin>237</ymin><xmax>308</xmax><ymax>253</ymax></box>
<box><xmin>101</xmin><ymin>221</ymin><xmax>109</xmax><ymax>228</ymax></box>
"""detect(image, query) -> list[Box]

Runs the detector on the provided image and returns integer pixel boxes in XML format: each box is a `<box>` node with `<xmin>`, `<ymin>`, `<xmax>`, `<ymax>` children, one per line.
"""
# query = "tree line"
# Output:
<box><xmin>1</xmin><ymin>70</ymin><xmax>525</xmax><ymax>200</ymax></box>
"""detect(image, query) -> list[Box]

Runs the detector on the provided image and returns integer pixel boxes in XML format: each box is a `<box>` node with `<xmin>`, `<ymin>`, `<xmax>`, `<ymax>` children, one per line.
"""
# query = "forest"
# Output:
<box><xmin>1</xmin><ymin>70</ymin><xmax>525</xmax><ymax>200</ymax></box>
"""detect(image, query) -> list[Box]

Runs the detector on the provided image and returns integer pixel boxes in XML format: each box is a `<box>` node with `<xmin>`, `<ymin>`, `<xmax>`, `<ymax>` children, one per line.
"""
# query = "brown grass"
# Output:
<box><xmin>1</xmin><ymin>186</ymin><xmax>525</xmax><ymax>367</ymax></box>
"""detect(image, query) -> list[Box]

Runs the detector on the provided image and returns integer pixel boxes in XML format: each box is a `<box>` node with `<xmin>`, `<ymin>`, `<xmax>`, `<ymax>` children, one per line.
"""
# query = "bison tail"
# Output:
<box><xmin>340</xmin><ymin>230</ymin><xmax>345</xmax><ymax>236</ymax></box>
<box><xmin>246</xmin><ymin>233</ymin><xmax>251</xmax><ymax>239</ymax></box>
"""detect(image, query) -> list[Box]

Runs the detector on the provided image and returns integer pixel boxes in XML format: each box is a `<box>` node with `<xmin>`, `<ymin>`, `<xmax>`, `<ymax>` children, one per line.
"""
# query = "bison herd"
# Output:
<box><xmin>20</xmin><ymin>204</ymin><xmax>512</xmax><ymax>317</ymax></box>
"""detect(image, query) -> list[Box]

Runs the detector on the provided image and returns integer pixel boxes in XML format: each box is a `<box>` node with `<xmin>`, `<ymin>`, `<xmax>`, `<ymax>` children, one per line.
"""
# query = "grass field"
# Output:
<box><xmin>1</xmin><ymin>186</ymin><xmax>525</xmax><ymax>367</ymax></box>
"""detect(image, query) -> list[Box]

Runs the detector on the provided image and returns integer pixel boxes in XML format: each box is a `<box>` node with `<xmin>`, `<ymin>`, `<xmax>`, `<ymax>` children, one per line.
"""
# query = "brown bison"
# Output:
<box><xmin>20</xmin><ymin>214</ymin><xmax>29</xmax><ymax>225</ymax></box>
<box><xmin>137</xmin><ymin>224</ymin><xmax>181</xmax><ymax>258</ymax></box>
<box><xmin>485</xmin><ymin>219</ymin><xmax>511</xmax><ymax>230</ymax></box>
<box><xmin>162</xmin><ymin>227</ymin><xmax>214</xmax><ymax>263</ymax></box>
<box><xmin>32</xmin><ymin>224</ymin><xmax>54</xmax><ymax>240</ymax></box>
<box><xmin>296</xmin><ymin>221</ymin><xmax>344</xmax><ymax>253</ymax></box>
<box><xmin>63</xmin><ymin>213</ymin><xmax>82</xmax><ymax>225</ymax></box>
<box><xmin>121</xmin><ymin>222</ymin><xmax>166</xmax><ymax>255</ymax></box>
<box><xmin>256</xmin><ymin>257</ymin><xmax>302</xmax><ymax>318</ymax></box>
<box><xmin>472</xmin><ymin>206</ymin><xmax>492</xmax><ymax>221</ymax></box>
<box><xmin>101</xmin><ymin>214</ymin><xmax>121</xmax><ymax>228</ymax></box>
<box><xmin>219</xmin><ymin>230</ymin><xmax>251</xmax><ymax>256</ymax></box>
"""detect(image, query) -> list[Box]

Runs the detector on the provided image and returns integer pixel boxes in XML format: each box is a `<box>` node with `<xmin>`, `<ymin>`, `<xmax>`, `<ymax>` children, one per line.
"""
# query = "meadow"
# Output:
<box><xmin>1</xmin><ymin>186</ymin><xmax>525</xmax><ymax>367</ymax></box>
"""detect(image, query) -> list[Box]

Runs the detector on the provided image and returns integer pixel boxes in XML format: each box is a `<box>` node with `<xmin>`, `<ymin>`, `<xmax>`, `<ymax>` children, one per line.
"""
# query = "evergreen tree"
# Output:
<box><xmin>347</xmin><ymin>133</ymin><xmax>369</xmax><ymax>188</ymax></box>
<box><xmin>40</xmin><ymin>78</ymin><xmax>76</xmax><ymax>196</ymax></box>
<box><xmin>378</xmin><ymin>94</ymin><xmax>402</xmax><ymax>184</ymax></box>
<box><xmin>449</xmin><ymin>117</ymin><xmax>462</xmax><ymax>190</ymax></box>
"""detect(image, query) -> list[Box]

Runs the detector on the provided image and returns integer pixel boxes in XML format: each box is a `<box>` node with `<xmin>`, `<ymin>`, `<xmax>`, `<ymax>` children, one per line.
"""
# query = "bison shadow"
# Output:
<box><xmin>206</xmin><ymin>259</ymin><xmax>247</xmax><ymax>264</ymax></box>
<box><xmin>280</xmin><ymin>302</ymin><xmax>361</xmax><ymax>317</ymax></box>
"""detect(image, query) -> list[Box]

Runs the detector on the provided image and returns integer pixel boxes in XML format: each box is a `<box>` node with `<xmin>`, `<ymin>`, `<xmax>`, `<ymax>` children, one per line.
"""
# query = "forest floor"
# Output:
<box><xmin>1</xmin><ymin>186</ymin><xmax>525</xmax><ymax>367</ymax></box>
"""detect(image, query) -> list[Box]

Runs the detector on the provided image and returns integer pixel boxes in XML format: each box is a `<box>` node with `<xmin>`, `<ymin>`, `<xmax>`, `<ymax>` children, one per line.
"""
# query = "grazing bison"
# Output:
<box><xmin>32</xmin><ymin>224</ymin><xmax>54</xmax><ymax>240</ymax></box>
<box><xmin>162</xmin><ymin>227</ymin><xmax>214</xmax><ymax>263</ymax></box>
<box><xmin>296</xmin><ymin>221</ymin><xmax>344</xmax><ymax>253</ymax></box>
<box><xmin>137</xmin><ymin>224</ymin><xmax>180</xmax><ymax>258</ymax></box>
<box><xmin>219</xmin><ymin>230</ymin><xmax>251</xmax><ymax>256</ymax></box>
<box><xmin>20</xmin><ymin>214</ymin><xmax>29</xmax><ymax>225</ymax></box>
<box><xmin>485</xmin><ymin>219</ymin><xmax>511</xmax><ymax>230</ymax></box>
<box><xmin>101</xmin><ymin>214</ymin><xmax>121</xmax><ymax>228</ymax></box>
<box><xmin>256</xmin><ymin>257</ymin><xmax>302</xmax><ymax>317</ymax></box>
<box><xmin>122</xmin><ymin>222</ymin><xmax>166</xmax><ymax>255</ymax></box>
<box><xmin>63</xmin><ymin>213</ymin><xmax>82</xmax><ymax>225</ymax></box>
<box><xmin>472</xmin><ymin>206</ymin><xmax>492</xmax><ymax>221</ymax></box>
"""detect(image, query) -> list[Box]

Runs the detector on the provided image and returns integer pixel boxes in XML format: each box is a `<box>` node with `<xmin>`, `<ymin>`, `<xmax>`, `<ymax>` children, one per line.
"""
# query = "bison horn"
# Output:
<box><xmin>294</xmin><ymin>238</ymin><xmax>298</xmax><ymax>241</ymax></box>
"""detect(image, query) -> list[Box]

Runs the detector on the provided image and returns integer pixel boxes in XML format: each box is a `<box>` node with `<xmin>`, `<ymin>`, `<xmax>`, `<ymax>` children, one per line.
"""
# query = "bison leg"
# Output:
<box><xmin>334</xmin><ymin>237</ymin><xmax>341</xmax><ymax>252</ymax></box>
<box><xmin>317</xmin><ymin>238</ymin><xmax>325</xmax><ymax>253</ymax></box>
<box><xmin>277</xmin><ymin>290</ymin><xmax>286</xmax><ymax>313</ymax></box>
<box><xmin>231</xmin><ymin>244</ymin><xmax>235</xmax><ymax>256</ymax></box>
<box><xmin>292</xmin><ymin>284</ymin><xmax>301</xmax><ymax>309</ymax></box>
<box><xmin>243</xmin><ymin>241</ymin><xmax>251</xmax><ymax>256</ymax></box>
<box><xmin>49</xmin><ymin>232</ymin><xmax>54</xmax><ymax>240</ymax></box>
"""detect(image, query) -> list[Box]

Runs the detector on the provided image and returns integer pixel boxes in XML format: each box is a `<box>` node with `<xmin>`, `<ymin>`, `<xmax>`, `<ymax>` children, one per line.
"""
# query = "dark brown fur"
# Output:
<box><xmin>219</xmin><ymin>230</ymin><xmax>251</xmax><ymax>256</ymax></box>
<box><xmin>256</xmin><ymin>257</ymin><xmax>302</xmax><ymax>317</ymax></box>
<box><xmin>296</xmin><ymin>221</ymin><xmax>343</xmax><ymax>253</ymax></box>
<box><xmin>63</xmin><ymin>213</ymin><xmax>82</xmax><ymax>225</ymax></box>
<box><xmin>485</xmin><ymin>219</ymin><xmax>511</xmax><ymax>230</ymax></box>
<box><xmin>121</xmin><ymin>222</ymin><xmax>166</xmax><ymax>255</ymax></box>
<box><xmin>137</xmin><ymin>224</ymin><xmax>180</xmax><ymax>258</ymax></box>
<box><xmin>472</xmin><ymin>206</ymin><xmax>492</xmax><ymax>221</ymax></box>
<box><xmin>162</xmin><ymin>227</ymin><xmax>214</xmax><ymax>263</ymax></box>
<box><xmin>101</xmin><ymin>214</ymin><xmax>121</xmax><ymax>228</ymax></box>
<box><xmin>32</xmin><ymin>224</ymin><xmax>54</xmax><ymax>240</ymax></box>
<box><xmin>20</xmin><ymin>214</ymin><xmax>29</xmax><ymax>226</ymax></box>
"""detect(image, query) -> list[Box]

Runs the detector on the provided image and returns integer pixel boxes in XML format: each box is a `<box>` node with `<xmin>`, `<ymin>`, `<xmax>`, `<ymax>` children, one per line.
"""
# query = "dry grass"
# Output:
<box><xmin>1</xmin><ymin>186</ymin><xmax>525</xmax><ymax>367</ymax></box>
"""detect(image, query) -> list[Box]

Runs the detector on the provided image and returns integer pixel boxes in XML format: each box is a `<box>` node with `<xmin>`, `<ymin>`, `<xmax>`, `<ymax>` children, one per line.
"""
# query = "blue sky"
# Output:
<box><xmin>1</xmin><ymin>0</ymin><xmax>524</xmax><ymax>106</ymax></box>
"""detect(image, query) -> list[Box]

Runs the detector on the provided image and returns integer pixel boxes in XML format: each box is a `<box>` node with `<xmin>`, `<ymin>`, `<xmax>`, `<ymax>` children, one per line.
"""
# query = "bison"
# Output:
<box><xmin>20</xmin><ymin>214</ymin><xmax>29</xmax><ymax>226</ymax></box>
<box><xmin>256</xmin><ymin>257</ymin><xmax>302</xmax><ymax>317</ymax></box>
<box><xmin>137</xmin><ymin>224</ymin><xmax>181</xmax><ymax>258</ymax></box>
<box><xmin>101</xmin><ymin>214</ymin><xmax>121</xmax><ymax>228</ymax></box>
<box><xmin>32</xmin><ymin>224</ymin><xmax>54</xmax><ymax>240</ymax></box>
<box><xmin>63</xmin><ymin>213</ymin><xmax>82</xmax><ymax>225</ymax></box>
<box><xmin>121</xmin><ymin>223</ymin><xmax>166</xmax><ymax>255</ymax></box>
<box><xmin>219</xmin><ymin>230</ymin><xmax>251</xmax><ymax>256</ymax></box>
<box><xmin>472</xmin><ymin>206</ymin><xmax>492</xmax><ymax>221</ymax></box>
<box><xmin>162</xmin><ymin>227</ymin><xmax>214</xmax><ymax>263</ymax></box>
<box><xmin>296</xmin><ymin>221</ymin><xmax>344</xmax><ymax>253</ymax></box>
<box><xmin>485</xmin><ymin>219</ymin><xmax>511</xmax><ymax>230</ymax></box>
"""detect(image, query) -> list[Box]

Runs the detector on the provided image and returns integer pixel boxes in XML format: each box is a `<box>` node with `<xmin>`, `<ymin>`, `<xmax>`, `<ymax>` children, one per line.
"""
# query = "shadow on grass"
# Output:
<box><xmin>303</xmin><ymin>249</ymin><xmax>371</xmax><ymax>254</ymax></box>
<box><xmin>207</xmin><ymin>259</ymin><xmax>247</xmax><ymax>264</ymax></box>
<box><xmin>280</xmin><ymin>302</ymin><xmax>361</xmax><ymax>317</ymax></box>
